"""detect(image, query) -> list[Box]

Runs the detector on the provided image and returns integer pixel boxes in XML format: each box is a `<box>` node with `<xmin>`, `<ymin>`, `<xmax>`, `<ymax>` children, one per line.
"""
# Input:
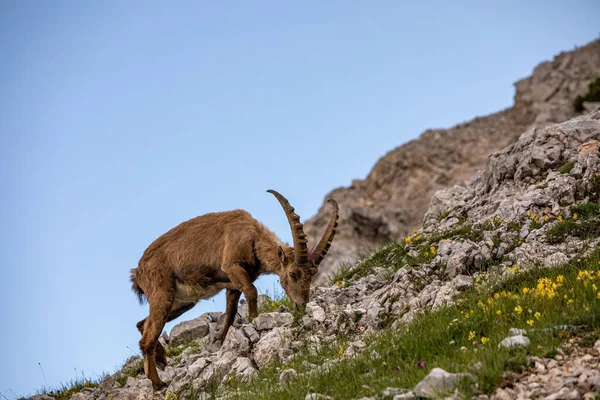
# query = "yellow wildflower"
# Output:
<box><xmin>338</xmin><ymin>345</ymin><xmax>344</xmax><ymax>356</ymax></box>
<box><xmin>556</xmin><ymin>275</ymin><xmax>564</xmax><ymax>284</ymax></box>
<box><xmin>597</xmin><ymin>292</ymin><xmax>600</xmax><ymax>299</ymax></box>
<box><xmin>430</xmin><ymin>246</ymin><xmax>437</xmax><ymax>255</ymax></box>
<box><xmin>568</xmin><ymin>299</ymin><xmax>574</xmax><ymax>305</ymax></box>
<box><xmin>496</xmin><ymin>310</ymin><xmax>502</xmax><ymax>316</ymax></box>
<box><xmin>573</xmin><ymin>213</ymin><xmax>579</xmax><ymax>220</ymax></box>
<box><xmin>527</xmin><ymin>320</ymin><xmax>534</xmax><ymax>326</ymax></box>
<box><xmin>476</xmin><ymin>277</ymin><xmax>482</xmax><ymax>284</ymax></box>
<box><xmin>544</xmin><ymin>215</ymin><xmax>549</xmax><ymax>222</ymax></box>
<box><xmin>534</xmin><ymin>312</ymin><xmax>541</xmax><ymax>320</ymax></box>
<box><xmin>585</xmin><ymin>307</ymin><xmax>590</xmax><ymax>312</ymax></box>
<box><xmin>481</xmin><ymin>337</ymin><xmax>489</xmax><ymax>345</ymax></box>
<box><xmin>468</xmin><ymin>331</ymin><xmax>476</xmax><ymax>341</ymax></box>
<box><xmin>405</xmin><ymin>236</ymin><xmax>413</xmax><ymax>244</ymax></box>
<box><xmin>522</xmin><ymin>287</ymin><xmax>530</xmax><ymax>295</ymax></box>
<box><xmin>514</xmin><ymin>306</ymin><xmax>523</xmax><ymax>315</ymax></box>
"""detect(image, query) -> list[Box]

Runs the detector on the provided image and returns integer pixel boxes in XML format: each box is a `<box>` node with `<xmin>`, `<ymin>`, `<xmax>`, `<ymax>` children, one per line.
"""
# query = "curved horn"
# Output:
<box><xmin>267</xmin><ymin>190</ymin><xmax>309</xmax><ymax>267</ymax></box>
<box><xmin>309</xmin><ymin>198</ymin><xmax>339</xmax><ymax>267</ymax></box>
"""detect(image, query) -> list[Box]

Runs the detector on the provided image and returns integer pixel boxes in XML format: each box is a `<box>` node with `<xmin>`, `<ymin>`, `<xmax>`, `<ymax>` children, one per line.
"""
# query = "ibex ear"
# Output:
<box><xmin>277</xmin><ymin>246</ymin><xmax>286</xmax><ymax>264</ymax></box>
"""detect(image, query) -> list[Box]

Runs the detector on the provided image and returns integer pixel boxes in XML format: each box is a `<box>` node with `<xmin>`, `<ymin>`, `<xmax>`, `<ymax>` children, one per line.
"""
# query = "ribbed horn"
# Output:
<box><xmin>309</xmin><ymin>199</ymin><xmax>339</xmax><ymax>267</ymax></box>
<box><xmin>267</xmin><ymin>190</ymin><xmax>309</xmax><ymax>267</ymax></box>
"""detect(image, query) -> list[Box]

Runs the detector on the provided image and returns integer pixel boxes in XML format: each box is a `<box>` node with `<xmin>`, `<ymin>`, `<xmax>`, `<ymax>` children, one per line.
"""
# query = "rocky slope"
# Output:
<box><xmin>42</xmin><ymin>103</ymin><xmax>600</xmax><ymax>400</ymax></box>
<box><xmin>305</xmin><ymin>39</ymin><xmax>600</xmax><ymax>286</ymax></box>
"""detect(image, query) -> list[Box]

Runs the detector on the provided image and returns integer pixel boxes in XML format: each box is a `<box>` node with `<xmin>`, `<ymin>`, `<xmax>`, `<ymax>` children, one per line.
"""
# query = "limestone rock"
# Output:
<box><xmin>169</xmin><ymin>315</ymin><xmax>210</xmax><ymax>346</ymax></box>
<box><xmin>413</xmin><ymin>368</ymin><xmax>475</xmax><ymax>398</ymax></box>
<box><xmin>253</xmin><ymin>327</ymin><xmax>292</xmax><ymax>369</ymax></box>
<box><xmin>499</xmin><ymin>334</ymin><xmax>531</xmax><ymax>350</ymax></box>
<box><xmin>252</xmin><ymin>312</ymin><xmax>294</xmax><ymax>331</ymax></box>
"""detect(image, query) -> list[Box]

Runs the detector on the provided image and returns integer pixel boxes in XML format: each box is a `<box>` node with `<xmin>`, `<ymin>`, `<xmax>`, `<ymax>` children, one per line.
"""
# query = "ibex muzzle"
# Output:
<box><xmin>130</xmin><ymin>190</ymin><xmax>338</xmax><ymax>389</ymax></box>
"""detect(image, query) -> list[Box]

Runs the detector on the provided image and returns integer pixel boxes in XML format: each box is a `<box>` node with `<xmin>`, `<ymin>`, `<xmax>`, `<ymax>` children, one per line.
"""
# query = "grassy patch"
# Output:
<box><xmin>114</xmin><ymin>356</ymin><xmax>145</xmax><ymax>387</ymax></box>
<box><xmin>221</xmin><ymin>247</ymin><xmax>600</xmax><ymax>400</ymax></box>
<box><xmin>557</xmin><ymin>160</ymin><xmax>575</xmax><ymax>174</ymax></box>
<box><xmin>329</xmin><ymin>243</ymin><xmax>408</xmax><ymax>284</ymax></box>
<box><xmin>331</xmin><ymin>225</ymin><xmax>493</xmax><ymax>284</ymax></box>
<box><xmin>258</xmin><ymin>292</ymin><xmax>307</xmax><ymax>322</ymax></box>
<box><xmin>438</xmin><ymin>210</ymin><xmax>451</xmax><ymax>221</ymax></box>
<box><xmin>35</xmin><ymin>375</ymin><xmax>100</xmax><ymax>400</ymax></box>
<box><xmin>571</xmin><ymin>202</ymin><xmax>600</xmax><ymax>219</ymax></box>
<box><xmin>545</xmin><ymin>205</ymin><xmax>600</xmax><ymax>244</ymax></box>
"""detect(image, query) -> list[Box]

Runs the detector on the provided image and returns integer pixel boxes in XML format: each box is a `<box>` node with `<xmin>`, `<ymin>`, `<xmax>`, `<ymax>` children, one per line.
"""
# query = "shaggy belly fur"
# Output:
<box><xmin>171</xmin><ymin>281</ymin><xmax>230</xmax><ymax>310</ymax></box>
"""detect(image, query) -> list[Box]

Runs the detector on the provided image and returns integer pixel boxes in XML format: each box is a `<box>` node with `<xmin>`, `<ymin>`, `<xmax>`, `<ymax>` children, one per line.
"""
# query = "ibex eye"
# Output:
<box><xmin>289</xmin><ymin>272</ymin><xmax>298</xmax><ymax>280</ymax></box>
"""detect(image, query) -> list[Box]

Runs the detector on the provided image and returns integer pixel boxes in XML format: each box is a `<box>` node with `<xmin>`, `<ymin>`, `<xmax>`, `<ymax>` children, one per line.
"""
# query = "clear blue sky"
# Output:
<box><xmin>1</xmin><ymin>0</ymin><xmax>598</xmax><ymax>395</ymax></box>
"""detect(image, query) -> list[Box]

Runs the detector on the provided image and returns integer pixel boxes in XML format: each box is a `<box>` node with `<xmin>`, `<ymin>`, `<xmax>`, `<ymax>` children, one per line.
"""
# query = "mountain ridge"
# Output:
<box><xmin>305</xmin><ymin>38</ymin><xmax>600</xmax><ymax>285</ymax></box>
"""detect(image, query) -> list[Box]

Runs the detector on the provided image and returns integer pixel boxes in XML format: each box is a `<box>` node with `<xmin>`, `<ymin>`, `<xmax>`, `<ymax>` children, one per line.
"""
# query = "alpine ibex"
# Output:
<box><xmin>130</xmin><ymin>190</ymin><xmax>339</xmax><ymax>389</ymax></box>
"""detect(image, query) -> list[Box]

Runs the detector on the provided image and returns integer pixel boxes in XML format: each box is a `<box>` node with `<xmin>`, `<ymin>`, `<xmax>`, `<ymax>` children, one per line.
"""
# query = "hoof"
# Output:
<box><xmin>152</xmin><ymin>380</ymin><xmax>169</xmax><ymax>391</ymax></box>
<box><xmin>156</xmin><ymin>360</ymin><xmax>167</xmax><ymax>371</ymax></box>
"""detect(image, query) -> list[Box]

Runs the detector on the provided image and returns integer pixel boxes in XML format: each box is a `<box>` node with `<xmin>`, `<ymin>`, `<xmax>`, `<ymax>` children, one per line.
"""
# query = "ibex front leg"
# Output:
<box><xmin>217</xmin><ymin>288</ymin><xmax>242</xmax><ymax>342</ymax></box>
<box><xmin>223</xmin><ymin>263</ymin><xmax>258</xmax><ymax>320</ymax></box>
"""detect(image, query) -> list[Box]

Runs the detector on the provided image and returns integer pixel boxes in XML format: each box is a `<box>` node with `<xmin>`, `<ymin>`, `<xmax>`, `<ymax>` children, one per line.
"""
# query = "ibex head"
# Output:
<box><xmin>267</xmin><ymin>190</ymin><xmax>339</xmax><ymax>308</ymax></box>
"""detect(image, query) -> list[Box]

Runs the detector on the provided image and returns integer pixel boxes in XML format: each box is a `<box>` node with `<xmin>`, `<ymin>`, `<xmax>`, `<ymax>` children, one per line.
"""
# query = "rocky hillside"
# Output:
<box><xmin>305</xmin><ymin>38</ymin><xmax>600</xmax><ymax>286</ymax></box>
<box><xmin>37</xmin><ymin>104</ymin><xmax>600</xmax><ymax>400</ymax></box>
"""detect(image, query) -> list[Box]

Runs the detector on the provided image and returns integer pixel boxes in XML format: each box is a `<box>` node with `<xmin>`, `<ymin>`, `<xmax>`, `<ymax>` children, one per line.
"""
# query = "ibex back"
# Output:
<box><xmin>130</xmin><ymin>190</ymin><xmax>339</xmax><ymax>389</ymax></box>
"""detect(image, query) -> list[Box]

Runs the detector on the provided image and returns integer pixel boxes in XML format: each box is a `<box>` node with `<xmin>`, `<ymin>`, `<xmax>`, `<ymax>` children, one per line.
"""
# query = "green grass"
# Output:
<box><xmin>114</xmin><ymin>356</ymin><xmax>145</xmax><ymax>387</ymax></box>
<box><xmin>438</xmin><ymin>210</ymin><xmax>451</xmax><ymax>221</ymax></box>
<box><xmin>219</xmin><ymin>246</ymin><xmax>600</xmax><ymax>400</ymax></box>
<box><xmin>571</xmin><ymin>202</ymin><xmax>600</xmax><ymax>219</ymax></box>
<box><xmin>35</xmin><ymin>374</ymin><xmax>101</xmax><ymax>400</ymax></box>
<box><xmin>258</xmin><ymin>291</ymin><xmax>307</xmax><ymax>322</ymax></box>
<box><xmin>574</xmin><ymin>77</ymin><xmax>600</xmax><ymax>112</ymax></box>
<box><xmin>545</xmin><ymin>202</ymin><xmax>600</xmax><ymax>244</ymax></box>
<box><xmin>557</xmin><ymin>160</ymin><xmax>575</xmax><ymax>174</ymax></box>
<box><xmin>329</xmin><ymin>242</ymin><xmax>408</xmax><ymax>284</ymax></box>
<box><xmin>330</xmin><ymin>225</ymin><xmax>491</xmax><ymax>284</ymax></box>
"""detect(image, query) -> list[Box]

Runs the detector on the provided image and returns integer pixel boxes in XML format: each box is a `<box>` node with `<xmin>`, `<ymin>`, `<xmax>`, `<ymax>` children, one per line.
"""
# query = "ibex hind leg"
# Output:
<box><xmin>137</xmin><ymin>317</ymin><xmax>168</xmax><ymax>371</ymax></box>
<box><xmin>139</xmin><ymin>291</ymin><xmax>174</xmax><ymax>390</ymax></box>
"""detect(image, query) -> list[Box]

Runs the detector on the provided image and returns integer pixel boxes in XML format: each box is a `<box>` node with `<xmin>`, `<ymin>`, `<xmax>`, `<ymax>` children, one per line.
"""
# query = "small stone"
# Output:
<box><xmin>305</xmin><ymin>394</ymin><xmax>333</xmax><ymax>400</ymax></box>
<box><xmin>499</xmin><ymin>335</ymin><xmax>530</xmax><ymax>349</ymax></box>
<box><xmin>252</xmin><ymin>312</ymin><xmax>294</xmax><ymax>331</ymax></box>
<box><xmin>508</xmin><ymin>328</ymin><xmax>527</xmax><ymax>337</ymax></box>
<box><xmin>382</xmin><ymin>387</ymin><xmax>409</xmax><ymax>397</ymax></box>
<box><xmin>393</xmin><ymin>391</ymin><xmax>416</xmax><ymax>400</ymax></box>
<box><xmin>491</xmin><ymin>388</ymin><xmax>512</xmax><ymax>400</ymax></box>
<box><xmin>413</xmin><ymin>367</ymin><xmax>475</xmax><ymax>398</ymax></box>
<box><xmin>279</xmin><ymin>368</ymin><xmax>297</xmax><ymax>384</ymax></box>
<box><xmin>306</xmin><ymin>302</ymin><xmax>327</xmax><ymax>322</ymax></box>
<box><xmin>588</xmin><ymin>375</ymin><xmax>600</xmax><ymax>391</ymax></box>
